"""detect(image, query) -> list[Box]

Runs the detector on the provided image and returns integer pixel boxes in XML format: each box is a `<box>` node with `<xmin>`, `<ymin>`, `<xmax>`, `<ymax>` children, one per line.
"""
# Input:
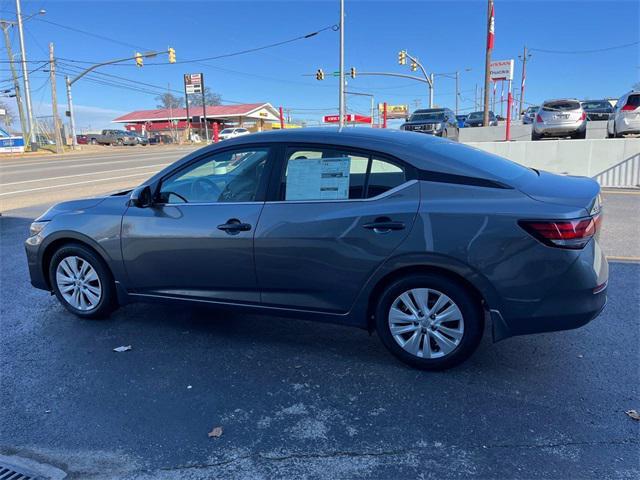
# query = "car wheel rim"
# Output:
<box><xmin>55</xmin><ymin>256</ymin><xmax>102</xmax><ymax>311</ymax></box>
<box><xmin>388</xmin><ymin>288</ymin><xmax>464</xmax><ymax>359</ymax></box>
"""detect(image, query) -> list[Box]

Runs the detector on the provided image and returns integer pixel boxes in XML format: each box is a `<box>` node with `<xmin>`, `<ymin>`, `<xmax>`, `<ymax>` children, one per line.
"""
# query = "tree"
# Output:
<box><xmin>155</xmin><ymin>93</ymin><xmax>184</xmax><ymax>109</ymax></box>
<box><xmin>189</xmin><ymin>87</ymin><xmax>222</xmax><ymax>107</ymax></box>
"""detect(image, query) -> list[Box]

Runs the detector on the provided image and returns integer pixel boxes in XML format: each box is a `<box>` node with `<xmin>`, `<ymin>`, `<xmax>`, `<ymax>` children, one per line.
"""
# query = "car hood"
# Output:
<box><xmin>518</xmin><ymin>170</ymin><xmax>600</xmax><ymax>212</ymax></box>
<box><xmin>36</xmin><ymin>197</ymin><xmax>107</xmax><ymax>222</ymax></box>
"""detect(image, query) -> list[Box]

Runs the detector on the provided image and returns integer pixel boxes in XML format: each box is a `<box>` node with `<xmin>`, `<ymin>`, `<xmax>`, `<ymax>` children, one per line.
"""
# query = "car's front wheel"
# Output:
<box><xmin>49</xmin><ymin>244</ymin><xmax>116</xmax><ymax>319</ymax></box>
<box><xmin>375</xmin><ymin>274</ymin><xmax>483</xmax><ymax>370</ymax></box>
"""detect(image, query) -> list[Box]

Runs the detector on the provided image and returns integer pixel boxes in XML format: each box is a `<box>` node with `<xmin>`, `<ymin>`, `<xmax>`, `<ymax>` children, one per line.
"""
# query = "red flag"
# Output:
<box><xmin>487</xmin><ymin>2</ymin><xmax>495</xmax><ymax>50</ymax></box>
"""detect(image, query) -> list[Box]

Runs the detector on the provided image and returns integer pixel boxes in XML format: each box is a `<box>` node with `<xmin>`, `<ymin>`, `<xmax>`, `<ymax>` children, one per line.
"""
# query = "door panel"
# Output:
<box><xmin>121</xmin><ymin>203</ymin><xmax>263</xmax><ymax>303</ymax></box>
<box><xmin>120</xmin><ymin>145</ymin><xmax>273</xmax><ymax>303</ymax></box>
<box><xmin>254</xmin><ymin>181</ymin><xmax>420</xmax><ymax>312</ymax></box>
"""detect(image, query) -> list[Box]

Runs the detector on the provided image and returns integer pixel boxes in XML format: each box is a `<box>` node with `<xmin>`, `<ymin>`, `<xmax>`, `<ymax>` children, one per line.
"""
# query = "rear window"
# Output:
<box><xmin>582</xmin><ymin>101</ymin><xmax>610</xmax><ymax>109</ymax></box>
<box><xmin>626</xmin><ymin>95</ymin><xmax>640</xmax><ymax>108</ymax></box>
<box><xmin>423</xmin><ymin>143</ymin><xmax>537</xmax><ymax>184</ymax></box>
<box><xmin>543</xmin><ymin>101</ymin><xmax>581</xmax><ymax>112</ymax></box>
<box><xmin>467</xmin><ymin>112</ymin><xmax>482</xmax><ymax>120</ymax></box>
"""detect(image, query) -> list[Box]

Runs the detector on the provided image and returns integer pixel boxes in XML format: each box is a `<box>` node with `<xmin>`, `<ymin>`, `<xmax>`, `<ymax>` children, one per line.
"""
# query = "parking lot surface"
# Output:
<box><xmin>0</xmin><ymin>151</ymin><xmax>639</xmax><ymax>478</ymax></box>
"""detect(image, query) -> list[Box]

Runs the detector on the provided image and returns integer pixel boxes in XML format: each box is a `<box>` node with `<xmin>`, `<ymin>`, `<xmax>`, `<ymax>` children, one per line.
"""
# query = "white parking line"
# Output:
<box><xmin>0</xmin><ymin>163</ymin><xmax>169</xmax><ymax>187</ymax></box>
<box><xmin>0</xmin><ymin>171</ymin><xmax>158</xmax><ymax>196</ymax></box>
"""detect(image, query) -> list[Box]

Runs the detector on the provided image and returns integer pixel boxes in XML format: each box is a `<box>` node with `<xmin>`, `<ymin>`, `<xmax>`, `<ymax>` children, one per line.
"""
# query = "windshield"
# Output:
<box><xmin>467</xmin><ymin>112</ymin><xmax>483</xmax><ymax>120</ymax></box>
<box><xmin>220</xmin><ymin>129</ymin><xmax>234</xmax><ymax>134</ymax></box>
<box><xmin>582</xmin><ymin>101</ymin><xmax>610</xmax><ymax>109</ymax></box>
<box><xmin>526</xmin><ymin>107</ymin><xmax>538</xmax><ymax>113</ymax></box>
<box><xmin>409</xmin><ymin>110</ymin><xmax>445</xmax><ymax>122</ymax></box>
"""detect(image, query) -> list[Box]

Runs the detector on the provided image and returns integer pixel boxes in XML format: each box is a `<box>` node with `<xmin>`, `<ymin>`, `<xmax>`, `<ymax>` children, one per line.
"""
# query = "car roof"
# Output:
<box><xmin>146</xmin><ymin>127</ymin><xmax>516</xmax><ymax>183</ymax></box>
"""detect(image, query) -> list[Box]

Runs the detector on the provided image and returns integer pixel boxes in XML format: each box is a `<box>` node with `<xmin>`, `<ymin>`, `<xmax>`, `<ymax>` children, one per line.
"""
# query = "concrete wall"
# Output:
<box><xmin>465</xmin><ymin>138</ymin><xmax>640</xmax><ymax>188</ymax></box>
<box><xmin>459</xmin><ymin>121</ymin><xmax>609</xmax><ymax>143</ymax></box>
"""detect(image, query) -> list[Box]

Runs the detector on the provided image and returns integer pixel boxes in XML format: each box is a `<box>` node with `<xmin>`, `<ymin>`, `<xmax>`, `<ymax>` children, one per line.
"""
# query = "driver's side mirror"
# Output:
<box><xmin>130</xmin><ymin>185</ymin><xmax>153</xmax><ymax>208</ymax></box>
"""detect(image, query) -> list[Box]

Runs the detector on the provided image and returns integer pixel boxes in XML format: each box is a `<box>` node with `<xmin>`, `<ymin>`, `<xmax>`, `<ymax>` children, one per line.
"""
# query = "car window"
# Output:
<box><xmin>220</xmin><ymin>128</ymin><xmax>233</xmax><ymax>134</ymax></box>
<box><xmin>626</xmin><ymin>94</ymin><xmax>640</xmax><ymax>108</ymax></box>
<box><xmin>280</xmin><ymin>148</ymin><xmax>406</xmax><ymax>201</ymax></box>
<box><xmin>543</xmin><ymin>101</ymin><xmax>580</xmax><ymax>112</ymax></box>
<box><xmin>159</xmin><ymin>147</ymin><xmax>270</xmax><ymax>204</ymax></box>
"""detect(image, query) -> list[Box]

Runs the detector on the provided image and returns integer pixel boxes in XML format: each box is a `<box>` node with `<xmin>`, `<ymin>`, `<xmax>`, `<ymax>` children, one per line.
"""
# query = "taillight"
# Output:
<box><xmin>621</xmin><ymin>104</ymin><xmax>636</xmax><ymax>111</ymax></box>
<box><xmin>580</xmin><ymin>111</ymin><xmax>586</xmax><ymax>121</ymax></box>
<box><xmin>536</xmin><ymin>114</ymin><xmax>543</xmax><ymax>123</ymax></box>
<box><xmin>519</xmin><ymin>214</ymin><xmax>600</xmax><ymax>249</ymax></box>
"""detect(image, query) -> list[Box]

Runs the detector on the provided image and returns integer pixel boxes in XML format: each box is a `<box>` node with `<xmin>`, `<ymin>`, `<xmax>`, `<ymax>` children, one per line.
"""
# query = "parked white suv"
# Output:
<box><xmin>218</xmin><ymin>128</ymin><xmax>251</xmax><ymax>141</ymax></box>
<box><xmin>532</xmin><ymin>99</ymin><xmax>587</xmax><ymax>141</ymax></box>
<box><xmin>607</xmin><ymin>91</ymin><xmax>640</xmax><ymax>138</ymax></box>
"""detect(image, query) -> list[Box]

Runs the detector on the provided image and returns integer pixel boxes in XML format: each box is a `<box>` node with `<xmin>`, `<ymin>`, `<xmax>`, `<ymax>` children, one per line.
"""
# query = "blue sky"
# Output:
<box><xmin>2</xmin><ymin>0</ymin><xmax>639</xmax><ymax>130</ymax></box>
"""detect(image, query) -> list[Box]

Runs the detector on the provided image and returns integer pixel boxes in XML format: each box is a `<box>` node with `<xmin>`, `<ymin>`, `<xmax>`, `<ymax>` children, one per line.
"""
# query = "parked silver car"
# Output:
<box><xmin>607</xmin><ymin>90</ymin><xmax>640</xmax><ymax>138</ymax></box>
<box><xmin>522</xmin><ymin>105</ymin><xmax>539</xmax><ymax>125</ymax></box>
<box><xmin>532</xmin><ymin>99</ymin><xmax>587</xmax><ymax>140</ymax></box>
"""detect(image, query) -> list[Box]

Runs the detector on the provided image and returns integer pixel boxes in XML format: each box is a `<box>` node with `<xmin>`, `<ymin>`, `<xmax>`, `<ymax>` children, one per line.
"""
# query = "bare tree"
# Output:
<box><xmin>155</xmin><ymin>93</ymin><xmax>184</xmax><ymax>109</ymax></box>
<box><xmin>189</xmin><ymin>87</ymin><xmax>222</xmax><ymax>107</ymax></box>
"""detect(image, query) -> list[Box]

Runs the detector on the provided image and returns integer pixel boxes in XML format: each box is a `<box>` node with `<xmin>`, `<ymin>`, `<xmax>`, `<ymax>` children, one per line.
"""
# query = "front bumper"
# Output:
<box><xmin>25</xmin><ymin>235</ymin><xmax>49</xmax><ymax>291</ymax></box>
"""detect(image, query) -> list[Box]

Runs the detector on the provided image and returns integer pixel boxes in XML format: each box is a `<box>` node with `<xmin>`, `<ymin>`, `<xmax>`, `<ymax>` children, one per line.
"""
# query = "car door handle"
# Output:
<box><xmin>363</xmin><ymin>219</ymin><xmax>405</xmax><ymax>233</ymax></box>
<box><xmin>217</xmin><ymin>219</ymin><xmax>252</xmax><ymax>234</ymax></box>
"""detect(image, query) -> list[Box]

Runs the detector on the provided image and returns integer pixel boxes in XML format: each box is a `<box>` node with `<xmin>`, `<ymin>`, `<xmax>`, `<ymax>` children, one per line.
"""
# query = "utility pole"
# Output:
<box><xmin>518</xmin><ymin>46</ymin><xmax>531</xmax><ymax>118</ymax></box>
<box><xmin>65</xmin><ymin>76</ymin><xmax>77</xmax><ymax>149</ymax></box>
<box><xmin>429</xmin><ymin>73</ymin><xmax>434</xmax><ymax>108</ymax></box>
<box><xmin>49</xmin><ymin>43</ymin><xmax>63</xmax><ymax>153</ymax></box>
<box><xmin>338</xmin><ymin>0</ymin><xmax>345</xmax><ymax>128</ymax></box>
<box><xmin>15</xmin><ymin>0</ymin><xmax>37</xmax><ymax>150</ymax></box>
<box><xmin>482</xmin><ymin>0</ymin><xmax>494</xmax><ymax>126</ymax></box>
<box><xmin>0</xmin><ymin>21</ymin><xmax>26</xmax><ymax>141</ymax></box>
<box><xmin>455</xmin><ymin>71</ymin><xmax>459</xmax><ymax>115</ymax></box>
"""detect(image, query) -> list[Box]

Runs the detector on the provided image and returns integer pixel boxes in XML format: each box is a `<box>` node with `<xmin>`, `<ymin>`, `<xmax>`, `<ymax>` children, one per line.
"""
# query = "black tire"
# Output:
<box><xmin>375</xmin><ymin>273</ymin><xmax>484</xmax><ymax>370</ymax></box>
<box><xmin>531</xmin><ymin>130</ymin><xmax>541</xmax><ymax>141</ymax></box>
<box><xmin>90</xmin><ymin>138</ymin><xmax>97</xmax><ymax>145</ymax></box>
<box><xmin>572</xmin><ymin>129</ymin><xmax>586</xmax><ymax>140</ymax></box>
<box><xmin>49</xmin><ymin>243</ymin><xmax>117</xmax><ymax>319</ymax></box>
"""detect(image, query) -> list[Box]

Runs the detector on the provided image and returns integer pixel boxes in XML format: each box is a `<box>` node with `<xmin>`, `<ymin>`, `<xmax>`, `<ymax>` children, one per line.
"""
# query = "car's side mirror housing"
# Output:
<box><xmin>130</xmin><ymin>185</ymin><xmax>153</xmax><ymax>208</ymax></box>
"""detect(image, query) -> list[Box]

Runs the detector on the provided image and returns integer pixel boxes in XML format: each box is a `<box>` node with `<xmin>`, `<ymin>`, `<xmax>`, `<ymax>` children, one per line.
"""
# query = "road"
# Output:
<box><xmin>0</xmin><ymin>147</ymin><xmax>638</xmax><ymax>479</ymax></box>
<box><xmin>0</xmin><ymin>146</ymin><xmax>198</xmax><ymax>213</ymax></box>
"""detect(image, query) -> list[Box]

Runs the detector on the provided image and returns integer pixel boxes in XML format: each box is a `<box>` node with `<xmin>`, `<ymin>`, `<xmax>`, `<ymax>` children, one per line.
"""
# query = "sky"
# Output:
<box><xmin>1</xmin><ymin>0</ymin><xmax>639</xmax><ymax>131</ymax></box>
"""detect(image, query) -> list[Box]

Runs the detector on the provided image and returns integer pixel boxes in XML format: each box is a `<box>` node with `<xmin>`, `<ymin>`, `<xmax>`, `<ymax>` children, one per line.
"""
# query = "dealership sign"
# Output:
<box><xmin>323</xmin><ymin>114</ymin><xmax>372</xmax><ymax>124</ymax></box>
<box><xmin>378</xmin><ymin>104</ymin><xmax>408</xmax><ymax>119</ymax></box>
<box><xmin>489</xmin><ymin>59</ymin><xmax>514</xmax><ymax>81</ymax></box>
<box><xmin>184</xmin><ymin>73</ymin><xmax>203</xmax><ymax>94</ymax></box>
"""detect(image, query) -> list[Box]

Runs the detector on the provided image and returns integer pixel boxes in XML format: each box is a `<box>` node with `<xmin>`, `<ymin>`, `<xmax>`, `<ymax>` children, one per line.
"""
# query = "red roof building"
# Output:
<box><xmin>112</xmin><ymin>103</ymin><xmax>280</xmax><ymax>139</ymax></box>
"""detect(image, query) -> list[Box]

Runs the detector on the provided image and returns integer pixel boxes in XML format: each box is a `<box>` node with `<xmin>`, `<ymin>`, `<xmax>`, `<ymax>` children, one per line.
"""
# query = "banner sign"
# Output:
<box><xmin>378</xmin><ymin>104</ymin><xmax>408</xmax><ymax>119</ymax></box>
<box><xmin>184</xmin><ymin>73</ymin><xmax>203</xmax><ymax>95</ymax></box>
<box><xmin>323</xmin><ymin>114</ymin><xmax>372</xmax><ymax>124</ymax></box>
<box><xmin>489</xmin><ymin>59</ymin><xmax>514</xmax><ymax>81</ymax></box>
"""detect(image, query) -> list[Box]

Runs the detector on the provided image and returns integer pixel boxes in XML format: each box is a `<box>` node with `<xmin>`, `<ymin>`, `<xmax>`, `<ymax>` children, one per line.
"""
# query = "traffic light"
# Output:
<box><xmin>350</xmin><ymin>67</ymin><xmax>356</xmax><ymax>79</ymax></box>
<box><xmin>410</xmin><ymin>61</ymin><xmax>418</xmax><ymax>72</ymax></box>
<box><xmin>398</xmin><ymin>50</ymin><xmax>407</xmax><ymax>65</ymax></box>
<box><xmin>168</xmin><ymin>47</ymin><xmax>176</xmax><ymax>64</ymax></box>
<box><xmin>135</xmin><ymin>52</ymin><xmax>143</xmax><ymax>67</ymax></box>
<box><xmin>316</xmin><ymin>68</ymin><xmax>325</xmax><ymax>80</ymax></box>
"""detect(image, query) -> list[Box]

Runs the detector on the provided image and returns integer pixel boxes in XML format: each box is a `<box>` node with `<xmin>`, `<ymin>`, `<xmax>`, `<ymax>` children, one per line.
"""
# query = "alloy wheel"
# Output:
<box><xmin>388</xmin><ymin>288</ymin><xmax>464</xmax><ymax>359</ymax></box>
<box><xmin>55</xmin><ymin>256</ymin><xmax>102</xmax><ymax>311</ymax></box>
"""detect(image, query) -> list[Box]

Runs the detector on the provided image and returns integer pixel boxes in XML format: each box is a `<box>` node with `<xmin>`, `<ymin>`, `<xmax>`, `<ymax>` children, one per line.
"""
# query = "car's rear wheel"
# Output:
<box><xmin>49</xmin><ymin>244</ymin><xmax>116</xmax><ymax>319</ymax></box>
<box><xmin>572</xmin><ymin>129</ymin><xmax>586</xmax><ymax>140</ymax></box>
<box><xmin>375</xmin><ymin>274</ymin><xmax>483</xmax><ymax>370</ymax></box>
<box><xmin>531</xmin><ymin>130</ymin><xmax>541</xmax><ymax>141</ymax></box>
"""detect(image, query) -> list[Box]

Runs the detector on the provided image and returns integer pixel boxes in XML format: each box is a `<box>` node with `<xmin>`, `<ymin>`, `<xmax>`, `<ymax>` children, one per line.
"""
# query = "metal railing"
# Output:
<box><xmin>594</xmin><ymin>151</ymin><xmax>640</xmax><ymax>188</ymax></box>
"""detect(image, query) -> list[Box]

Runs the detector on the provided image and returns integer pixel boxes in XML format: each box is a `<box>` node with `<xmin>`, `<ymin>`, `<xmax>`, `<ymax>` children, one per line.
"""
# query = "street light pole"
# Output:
<box><xmin>65</xmin><ymin>75</ymin><xmax>77</xmax><ymax>149</ymax></box>
<box><xmin>429</xmin><ymin>73</ymin><xmax>434</xmax><ymax>108</ymax></box>
<box><xmin>15</xmin><ymin>0</ymin><xmax>37</xmax><ymax>150</ymax></box>
<box><xmin>0</xmin><ymin>21</ymin><xmax>26</xmax><ymax>142</ymax></box>
<box><xmin>338</xmin><ymin>0</ymin><xmax>345</xmax><ymax>128</ymax></box>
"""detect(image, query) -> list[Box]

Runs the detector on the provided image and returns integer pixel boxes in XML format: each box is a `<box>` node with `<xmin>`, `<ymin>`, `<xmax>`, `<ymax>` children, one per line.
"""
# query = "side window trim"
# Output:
<box><xmin>265</xmin><ymin>142</ymin><xmax>416</xmax><ymax>203</ymax></box>
<box><xmin>154</xmin><ymin>144</ymin><xmax>276</xmax><ymax>205</ymax></box>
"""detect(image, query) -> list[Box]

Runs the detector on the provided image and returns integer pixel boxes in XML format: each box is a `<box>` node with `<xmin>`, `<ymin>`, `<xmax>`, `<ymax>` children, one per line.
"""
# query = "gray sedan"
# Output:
<box><xmin>25</xmin><ymin>128</ymin><xmax>607</xmax><ymax>370</ymax></box>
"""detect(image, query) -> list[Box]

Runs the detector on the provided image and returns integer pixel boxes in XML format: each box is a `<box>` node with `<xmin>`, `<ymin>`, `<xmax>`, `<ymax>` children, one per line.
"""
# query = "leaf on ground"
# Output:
<box><xmin>113</xmin><ymin>345</ymin><xmax>132</xmax><ymax>353</ymax></box>
<box><xmin>625</xmin><ymin>410</ymin><xmax>640</xmax><ymax>421</ymax></box>
<box><xmin>208</xmin><ymin>426</ymin><xmax>223</xmax><ymax>438</ymax></box>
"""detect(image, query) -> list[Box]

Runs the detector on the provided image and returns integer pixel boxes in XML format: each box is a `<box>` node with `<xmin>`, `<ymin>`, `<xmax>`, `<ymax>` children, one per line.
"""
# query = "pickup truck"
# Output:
<box><xmin>87</xmin><ymin>129</ymin><xmax>137</xmax><ymax>146</ymax></box>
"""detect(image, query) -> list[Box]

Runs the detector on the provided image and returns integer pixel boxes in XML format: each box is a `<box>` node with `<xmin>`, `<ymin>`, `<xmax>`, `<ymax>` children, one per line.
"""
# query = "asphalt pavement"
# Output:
<box><xmin>0</xmin><ymin>147</ymin><xmax>638</xmax><ymax>479</ymax></box>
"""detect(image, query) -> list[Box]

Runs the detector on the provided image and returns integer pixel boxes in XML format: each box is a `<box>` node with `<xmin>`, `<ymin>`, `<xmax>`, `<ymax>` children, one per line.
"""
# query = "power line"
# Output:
<box><xmin>530</xmin><ymin>40</ymin><xmax>639</xmax><ymax>55</ymax></box>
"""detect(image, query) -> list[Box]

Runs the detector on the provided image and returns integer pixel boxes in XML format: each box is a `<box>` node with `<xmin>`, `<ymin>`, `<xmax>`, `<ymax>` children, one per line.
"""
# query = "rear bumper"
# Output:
<box><xmin>492</xmin><ymin>238</ymin><xmax>609</xmax><ymax>341</ymax></box>
<box><xmin>534</xmin><ymin>121</ymin><xmax>586</xmax><ymax>135</ymax></box>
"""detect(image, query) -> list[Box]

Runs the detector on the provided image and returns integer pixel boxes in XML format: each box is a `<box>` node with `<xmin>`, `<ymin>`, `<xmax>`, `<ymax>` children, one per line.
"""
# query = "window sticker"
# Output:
<box><xmin>286</xmin><ymin>157</ymin><xmax>351</xmax><ymax>201</ymax></box>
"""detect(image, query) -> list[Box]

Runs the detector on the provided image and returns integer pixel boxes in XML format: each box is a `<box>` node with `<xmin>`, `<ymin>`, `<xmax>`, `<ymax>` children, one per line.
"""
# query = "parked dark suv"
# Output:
<box><xmin>400</xmin><ymin>108</ymin><xmax>459</xmax><ymax>141</ymax></box>
<box><xmin>25</xmin><ymin>128</ymin><xmax>607</xmax><ymax>370</ymax></box>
